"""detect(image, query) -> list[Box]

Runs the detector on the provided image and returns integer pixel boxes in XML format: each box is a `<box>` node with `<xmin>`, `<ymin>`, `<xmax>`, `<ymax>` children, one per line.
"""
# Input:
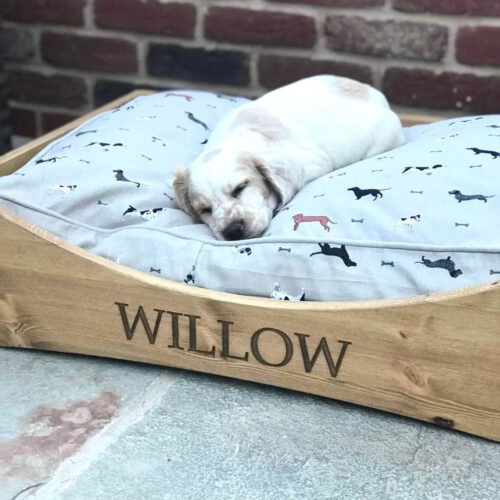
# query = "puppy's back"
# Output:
<box><xmin>254</xmin><ymin>75</ymin><xmax>404</xmax><ymax>167</ymax></box>
<box><xmin>257</xmin><ymin>75</ymin><xmax>388</xmax><ymax>112</ymax></box>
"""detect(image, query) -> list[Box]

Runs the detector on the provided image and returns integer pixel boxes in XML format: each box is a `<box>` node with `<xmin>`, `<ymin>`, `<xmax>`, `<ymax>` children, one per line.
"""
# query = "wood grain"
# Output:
<box><xmin>1</xmin><ymin>90</ymin><xmax>497</xmax><ymax>441</ymax></box>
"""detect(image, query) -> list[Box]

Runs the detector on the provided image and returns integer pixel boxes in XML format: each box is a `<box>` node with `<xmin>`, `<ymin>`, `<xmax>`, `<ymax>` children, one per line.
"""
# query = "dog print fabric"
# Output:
<box><xmin>1</xmin><ymin>90</ymin><xmax>499</xmax><ymax>301</ymax></box>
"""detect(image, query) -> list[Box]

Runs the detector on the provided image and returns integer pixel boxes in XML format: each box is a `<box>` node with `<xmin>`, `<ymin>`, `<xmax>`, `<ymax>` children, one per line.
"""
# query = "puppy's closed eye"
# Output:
<box><xmin>199</xmin><ymin>206</ymin><xmax>212</xmax><ymax>216</ymax></box>
<box><xmin>231</xmin><ymin>181</ymin><xmax>248</xmax><ymax>198</ymax></box>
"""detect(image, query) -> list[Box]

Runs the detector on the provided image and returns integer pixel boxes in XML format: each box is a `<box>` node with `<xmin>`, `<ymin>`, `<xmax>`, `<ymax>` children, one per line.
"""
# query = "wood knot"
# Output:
<box><xmin>433</xmin><ymin>416</ymin><xmax>454</xmax><ymax>428</ymax></box>
<box><xmin>404</xmin><ymin>363</ymin><xmax>426</xmax><ymax>387</ymax></box>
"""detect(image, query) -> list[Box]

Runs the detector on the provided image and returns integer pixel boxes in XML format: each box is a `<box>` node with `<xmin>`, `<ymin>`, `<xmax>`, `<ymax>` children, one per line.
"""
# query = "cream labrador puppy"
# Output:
<box><xmin>174</xmin><ymin>75</ymin><xmax>405</xmax><ymax>240</ymax></box>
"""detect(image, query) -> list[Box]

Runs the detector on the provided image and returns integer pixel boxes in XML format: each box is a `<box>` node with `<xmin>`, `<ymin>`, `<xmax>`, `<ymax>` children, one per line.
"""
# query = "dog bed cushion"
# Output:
<box><xmin>1</xmin><ymin>90</ymin><xmax>499</xmax><ymax>301</ymax></box>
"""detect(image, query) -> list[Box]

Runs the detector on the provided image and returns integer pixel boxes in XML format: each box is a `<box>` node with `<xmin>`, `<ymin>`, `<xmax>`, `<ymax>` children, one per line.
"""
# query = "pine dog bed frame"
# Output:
<box><xmin>1</xmin><ymin>91</ymin><xmax>499</xmax><ymax>442</ymax></box>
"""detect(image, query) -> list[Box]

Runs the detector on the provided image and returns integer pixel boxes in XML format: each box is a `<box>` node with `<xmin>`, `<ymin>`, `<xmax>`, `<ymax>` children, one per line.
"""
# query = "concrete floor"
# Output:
<box><xmin>0</xmin><ymin>347</ymin><xmax>499</xmax><ymax>500</ymax></box>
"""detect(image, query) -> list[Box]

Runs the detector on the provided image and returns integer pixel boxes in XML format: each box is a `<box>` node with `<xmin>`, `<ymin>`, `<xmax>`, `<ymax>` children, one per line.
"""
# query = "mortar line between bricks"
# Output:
<box><xmin>194</xmin><ymin>1</ymin><xmax>207</xmax><ymax>43</ymax></box>
<box><xmin>30</xmin><ymin>370</ymin><xmax>181</xmax><ymax>500</ymax></box>
<box><xmin>85</xmin><ymin>0</ymin><xmax>96</xmax><ymax>30</ymax></box>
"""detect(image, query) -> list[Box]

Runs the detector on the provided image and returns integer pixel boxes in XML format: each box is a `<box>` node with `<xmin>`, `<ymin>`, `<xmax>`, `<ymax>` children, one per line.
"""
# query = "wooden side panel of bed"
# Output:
<box><xmin>0</xmin><ymin>91</ymin><xmax>498</xmax><ymax>441</ymax></box>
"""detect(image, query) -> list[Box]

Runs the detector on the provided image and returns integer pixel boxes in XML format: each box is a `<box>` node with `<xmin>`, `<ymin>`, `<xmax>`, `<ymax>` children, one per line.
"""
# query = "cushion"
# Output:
<box><xmin>1</xmin><ymin>90</ymin><xmax>499</xmax><ymax>301</ymax></box>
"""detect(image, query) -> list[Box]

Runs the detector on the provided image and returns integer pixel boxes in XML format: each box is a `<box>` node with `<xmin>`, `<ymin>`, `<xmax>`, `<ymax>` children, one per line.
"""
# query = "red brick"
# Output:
<box><xmin>393</xmin><ymin>0</ymin><xmax>468</xmax><ymax>13</ymax></box>
<box><xmin>267</xmin><ymin>0</ymin><xmax>383</xmax><ymax>6</ymax></box>
<box><xmin>468</xmin><ymin>0</ymin><xmax>500</xmax><ymax>15</ymax></box>
<box><xmin>394</xmin><ymin>0</ymin><xmax>500</xmax><ymax>15</ymax></box>
<box><xmin>8</xmin><ymin>70</ymin><xmax>87</xmax><ymax>108</ymax></box>
<box><xmin>0</xmin><ymin>0</ymin><xmax>85</xmax><ymax>26</ymax></box>
<box><xmin>95</xmin><ymin>0</ymin><xmax>196</xmax><ymax>38</ymax></box>
<box><xmin>205</xmin><ymin>7</ymin><xmax>316</xmax><ymax>48</ymax></box>
<box><xmin>456</xmin><ymin>26</ymin><xmax>500</xmax><ymax>67</ymax></box>
<box><xmin>325</xmin><ymin>16</ymin><xmax>447</xmax><ymax>61</ymax></box>
<box><xmin>259</xmin><ymin>54</ymin><xmax>373</xmax><ymax>89</ymax></box>
<box><xmin>10</xmin><ymin>108</ymin><xmax>36</xmax><ymax>137</ymax></box>
<box><xmin>41</xmin><ymin>112</ymin><xmax>77</xmax><ymax>133</ymax></box>
<box><xmin>383</xmin><ymin>68</ymin><xmax>500</xmax><ymax>113</ymax></box>
<box><xmin>41</xmin><ymin>33</ymin><xmax>137</xmax><ymax>74</ymax></box>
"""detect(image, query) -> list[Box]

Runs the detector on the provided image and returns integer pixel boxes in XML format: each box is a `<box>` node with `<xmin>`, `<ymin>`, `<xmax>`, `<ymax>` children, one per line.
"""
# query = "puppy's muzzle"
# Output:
<box><xmin>223</xmin><ymin>220</ymin><xmax>245</xmax><ymax>241</ymax></box>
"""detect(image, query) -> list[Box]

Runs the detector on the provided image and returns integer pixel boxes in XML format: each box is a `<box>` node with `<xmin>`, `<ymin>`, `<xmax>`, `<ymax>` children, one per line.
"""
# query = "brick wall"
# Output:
<box><xmin>2</xmin><ymin>0</ymin><xmax>500</xmax><ymax>138</ymax></box>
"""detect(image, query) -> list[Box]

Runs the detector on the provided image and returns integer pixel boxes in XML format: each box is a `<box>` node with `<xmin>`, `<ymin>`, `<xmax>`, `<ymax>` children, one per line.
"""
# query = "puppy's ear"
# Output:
<box><xmin>253</xmin><ymin>160</ymin><xmax>284</xmax><ymax>210</ymax></box>
<box><xmin>173</xmin><ymin>168</ymin><xmax>201</xmax><ymax>222</ymax></box>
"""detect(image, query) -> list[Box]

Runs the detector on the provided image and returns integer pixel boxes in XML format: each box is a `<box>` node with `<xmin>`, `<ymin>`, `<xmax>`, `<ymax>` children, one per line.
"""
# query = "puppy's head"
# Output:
<box><xmin>174</xmin><ymin>149</ymin><xmax>284</xmax><ymax>240</ymax></box>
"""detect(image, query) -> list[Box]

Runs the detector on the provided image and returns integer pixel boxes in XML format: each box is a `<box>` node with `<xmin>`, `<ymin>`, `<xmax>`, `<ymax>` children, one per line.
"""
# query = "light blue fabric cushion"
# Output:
<box><xmin>1</xmin><ymin>90</ymin><xmax>499</xmax><ymax>301</ymax></box>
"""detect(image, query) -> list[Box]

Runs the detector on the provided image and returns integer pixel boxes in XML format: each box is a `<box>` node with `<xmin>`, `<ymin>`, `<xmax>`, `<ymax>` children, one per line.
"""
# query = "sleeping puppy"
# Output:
<box><xmin>174</xmin><ymin>75</ymin><xmax>405</xmax><ymax>240</ymax></box>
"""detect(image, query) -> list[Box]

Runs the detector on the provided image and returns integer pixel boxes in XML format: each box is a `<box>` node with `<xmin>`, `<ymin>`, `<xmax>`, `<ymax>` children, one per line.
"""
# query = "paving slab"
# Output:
<box><xmin>0</xmin><ymin>348</ymin><xmax>499</xmax><ymax>500</ymax></box>
<box><xmin>40</xmin><ymin>372</ymin><xmax>500</xmax><ymax>500</ymax></box>
<box><xmin>0</xmin><ymin>348</ymin><xmax>173</xmax><ymax>499</ymax></box>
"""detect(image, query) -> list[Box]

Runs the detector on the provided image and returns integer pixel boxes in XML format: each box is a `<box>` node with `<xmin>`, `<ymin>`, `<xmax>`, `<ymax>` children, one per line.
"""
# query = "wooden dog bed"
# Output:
<box><xmin>1</xmin><ymin>91</ymin><xmax>498</xmax><ymax>441</ymax></box>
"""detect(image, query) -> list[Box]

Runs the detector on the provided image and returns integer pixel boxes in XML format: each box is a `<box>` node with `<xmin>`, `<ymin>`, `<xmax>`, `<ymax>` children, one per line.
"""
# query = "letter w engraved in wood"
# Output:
<box><xmin>295</xmin><ymin>334</ymin><xmax>351</xmax><ymax>378</ymax></box>
<box><xmin>115</xmin><ymin>303</ymin><xmax>166</xmax><ymax>345</ymax></box>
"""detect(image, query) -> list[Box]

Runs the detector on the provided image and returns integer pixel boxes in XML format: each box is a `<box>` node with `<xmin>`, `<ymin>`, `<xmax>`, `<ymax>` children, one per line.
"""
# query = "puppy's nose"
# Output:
<box><xmin>223</xmin><ymin>220</ymin><xmax>245</xmax><ymax>240</ymax></box>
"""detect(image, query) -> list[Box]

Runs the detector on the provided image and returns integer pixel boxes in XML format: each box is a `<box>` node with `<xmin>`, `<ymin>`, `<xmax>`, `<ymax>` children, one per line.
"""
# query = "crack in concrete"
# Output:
<box><xmin>10</xmin><ymin>480</ymin><xmax>46</xmax><ymax>500</ymax></box>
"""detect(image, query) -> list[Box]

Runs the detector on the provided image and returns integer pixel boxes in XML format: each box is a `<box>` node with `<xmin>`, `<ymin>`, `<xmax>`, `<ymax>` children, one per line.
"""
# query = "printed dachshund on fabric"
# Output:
<box><xmin>123</xmin><ymin>205</ymin><xmax>168</xmax><ymax>220</ymax></box>
<box><xmin>112</xmin><ymin>105</ymin><xmax>134</xmax><ymax>113</ymax></box>
<box><xmin>416</xmin><ymin>256</ymin><xmax>463</xmax><ymax>278</ymax></box>
<box><xmin>185</xmin><ymin>112</ymin><xmax>209</xmax><ymax>131</ymax></box>
<box><xmin>466</xmin><ymin>147</ymin><xmax>500</xmax><ymax>159</ymax></box>
<box><xmin>348</xmin><ymin>187</ymin><xmax>391</xmax><ymax>200</ymax></box>
<box><xmin>448</xmin><ymin>117</ymin><xmax>483</xmax><ymax>126</ymax></box>
<box><xmin>86</xmin><ymin>142</ymin><xmax>124</xmax><ymax>151</ymax></box>
<box><xmin>35</xmin><ymin>156</ymin><xmax>67</xmax><ymax>164</ymax></box>
<box><xmin>310</xmin><ymin>244</ymin><xmax>357</xmax><ymax>267</ymax></box>
<box><xmin>293</xmin><ymin>214</ymin><xmax>336</xmax><ymax>232</ymax></box>
<box><xmin>448</xmin><ymin>190</ymin><xmax>495</xmax><ymax>203</ymax></box>
<box><xmin>217</xmin><ymin>94</ymin><xmax>238</xmax><ymax>103</ymax></box>
<box><xmin>402</xmin><ymin>164</ymin><xmax>444</xmax><ymax>174</ymax></box>
<box><xmin>165</xmin><ymin>92</ymin><xmax>194</xmax><ymax>102</ymax></box>
<box><xmin>75</xmin><ymin>130</ymin><xmax>97</xmax><ymax>137</ymax></box>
